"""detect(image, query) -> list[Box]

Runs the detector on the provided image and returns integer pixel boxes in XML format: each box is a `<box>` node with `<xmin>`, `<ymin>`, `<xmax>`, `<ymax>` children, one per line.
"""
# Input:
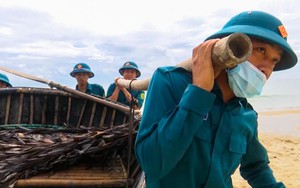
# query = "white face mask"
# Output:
<box><xmin>226</xmin><ymin>61</ymin><xmax>267</xmax><ymax>98</ymax></box>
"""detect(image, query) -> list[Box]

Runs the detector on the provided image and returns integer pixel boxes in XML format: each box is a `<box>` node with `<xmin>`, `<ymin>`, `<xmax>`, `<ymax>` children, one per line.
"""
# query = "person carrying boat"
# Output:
<box><xmin>135</xmin><ymin>11</ymin><xmax>297</xmax><ymax>188</ymax></box>
<box><xmin>70</xmin><ymin>63</ymin><xmax>105</xmax><ymax>97</ymax></box>
<box><xmin>107</xmin><ymin>61</ymin><xmax>145</xmax><ymax>110</ymax></box>
<box><xmin>0</xmin><ymin>72</ymin><xmax>12</xmax><ymax>88</ymax></box>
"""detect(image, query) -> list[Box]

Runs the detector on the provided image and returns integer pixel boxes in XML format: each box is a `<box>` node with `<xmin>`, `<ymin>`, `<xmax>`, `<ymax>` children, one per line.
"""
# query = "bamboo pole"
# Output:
<box><xmin>117</xmin><ymin>33</ymin><xmax>252</xmax><ymax>91</ymax></box>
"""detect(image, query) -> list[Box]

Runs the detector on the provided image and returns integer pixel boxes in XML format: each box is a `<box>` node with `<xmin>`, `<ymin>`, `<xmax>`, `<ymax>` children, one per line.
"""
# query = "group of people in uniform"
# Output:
<box><xmin>1</xmin><ymin>10</ymin><xmax>298</xmax><ymax>187</ymax></box>
<box><xmin>0</xmin><ymin>61</ymin><xmax>145</xmax><ymax>110</ymax></box>
<box><xmin>70</xmin><ymin>61</ymin><xmax>145</xmax><ymax>110</ymax></box>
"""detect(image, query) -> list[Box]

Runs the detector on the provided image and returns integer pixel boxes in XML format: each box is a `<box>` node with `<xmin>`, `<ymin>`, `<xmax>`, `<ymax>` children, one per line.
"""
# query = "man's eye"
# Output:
<box><xmin>256</xmin><ymin>47</ymin><xmax>266</xmax><ymax>54</ymax></box>
<box><xmin>272</xmin><ymin>58</ymin><xmax>280</xmax><ymax>64</ymax></box>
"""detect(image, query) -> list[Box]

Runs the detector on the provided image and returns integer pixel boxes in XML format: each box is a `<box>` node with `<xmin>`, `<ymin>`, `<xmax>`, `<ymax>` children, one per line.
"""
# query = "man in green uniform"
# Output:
<box><xmin>0</xmin><ymin>73</ymin><xmax>12</xmax><ymax>88</ymax></box>
<box><xmin>107</xmin><ymin>61</ymin><xmax>145</xmax><ymax>109</ymax></box>
<box><xmin>135</xmin><ymin>11</ymin><xmax>297</xmax><ymax>188</ymax></box>
<box><xmin>70</xmin><ymin>63</ymin><xmax>105</xmax><ymax>97</ymax></box>
<box><xmin>107</xmin><ymin>61</ymin><xmax>145</xmax><ymax>125</ymax></box>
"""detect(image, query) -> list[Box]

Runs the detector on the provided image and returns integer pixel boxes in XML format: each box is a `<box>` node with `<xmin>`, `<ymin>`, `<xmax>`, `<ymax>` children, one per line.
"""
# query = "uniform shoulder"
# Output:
<box><xmin>156</xmin><ymin>65</ymin><xmax>190</xmax><ymax>75</ymax></box>
<box><xmin>91</xmin><ymin>83</ymin><xmax>103</xmax><ymax>88</ymax></box>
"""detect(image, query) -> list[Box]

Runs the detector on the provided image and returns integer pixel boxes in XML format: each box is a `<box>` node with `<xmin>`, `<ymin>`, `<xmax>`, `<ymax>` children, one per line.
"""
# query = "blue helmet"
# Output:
<box><xmin>206</xmin><ymin>11</ymin><xmax>297</xmax><ymax>71</ymax></box>
<box><xmin>70</xmin><ymin>63</ymin><xmax>94</xmax><ymax>78</ymax></box>
<box><xmin>119</xmin><ymin>61</ymin><xmax>141</xmax><ymax>78</ymax></box>
<box><xmin>0</xmin><ymin>73</ymin><xmax>12</xmax><ymax>87</ymax></box>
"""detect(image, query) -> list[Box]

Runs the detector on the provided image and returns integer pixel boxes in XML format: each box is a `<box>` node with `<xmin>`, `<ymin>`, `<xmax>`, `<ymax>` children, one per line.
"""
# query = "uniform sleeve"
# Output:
<box><xmin>135</xmin><ymin>67</ymin><xmax>216</xmax><ymax>179</ymax></box>
<box><xmin>240</xmin><ymin>129</ymin><xmax>285</xmax><ymax>188</ymax></box>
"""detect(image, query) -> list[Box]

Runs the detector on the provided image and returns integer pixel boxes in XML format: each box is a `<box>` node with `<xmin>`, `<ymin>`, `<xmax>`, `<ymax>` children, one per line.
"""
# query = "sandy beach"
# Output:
<box><xmin>232</xmin><ymin>109</ymin><xmax>300</xmax><ymax>188</ymax></box>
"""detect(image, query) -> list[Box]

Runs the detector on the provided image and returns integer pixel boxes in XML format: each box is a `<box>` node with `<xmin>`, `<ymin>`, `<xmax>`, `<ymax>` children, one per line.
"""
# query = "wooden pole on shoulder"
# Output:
<box><xmin>117</xmin><ymin>33</ymin><xmax>252</xmax><ymax>91</ymax></box>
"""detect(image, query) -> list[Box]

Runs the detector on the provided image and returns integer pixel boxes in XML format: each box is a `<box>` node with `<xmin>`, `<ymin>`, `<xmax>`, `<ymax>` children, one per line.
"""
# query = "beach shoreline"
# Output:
<box><xmin>257</xmin><ymin>108</ymin><xmax>300</xmax><ymax>137</ymax></box>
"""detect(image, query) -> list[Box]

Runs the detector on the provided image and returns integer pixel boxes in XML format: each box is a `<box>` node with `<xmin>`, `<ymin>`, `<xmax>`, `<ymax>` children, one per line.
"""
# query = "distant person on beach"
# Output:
<box><xmin>70</xmin><ymin>63</ymin><xmax>105</xmax><ymax>97</ymax></box>
<box><xmin>135</xmin><ymin>11</ymin><xmax>297</xmax><ymax>188</ymax></box>
<box><xmin>0</xmin><ymin>73</ymin><xmax>12</xmax><ymax>88</ymax></box>
<box><xmin>107</xmin><ymin>61</ymin><xmax>145</xmax><ymax>110</ymax></box>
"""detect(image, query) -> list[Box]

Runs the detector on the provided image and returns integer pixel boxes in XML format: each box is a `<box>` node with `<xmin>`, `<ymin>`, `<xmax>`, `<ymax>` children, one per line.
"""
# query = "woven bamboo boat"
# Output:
<box><xmin>0</xmin><ymin>87</ymin><xmax>143</xmax><ymax>188</ymax></box>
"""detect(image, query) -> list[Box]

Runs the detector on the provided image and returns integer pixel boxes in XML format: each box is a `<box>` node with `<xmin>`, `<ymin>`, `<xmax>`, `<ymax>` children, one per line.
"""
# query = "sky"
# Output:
<box><xmin>0</xmin><ymin>0</ymin><xmax>300</xmax><ymax>109</ymax></box>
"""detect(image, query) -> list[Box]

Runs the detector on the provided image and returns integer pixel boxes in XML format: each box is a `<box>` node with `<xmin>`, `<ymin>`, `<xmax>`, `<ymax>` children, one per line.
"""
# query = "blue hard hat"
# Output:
<box><xmin>70</xmin><ymin>63</ymin><xmax>94</xmax><ymax>78</ymax></box>
<box><xmin>206</xmin><ymin>11</ymin><xmax>297</xmax><ymax>71</ymax></box>
<box><xmin>119</xmin><ymin>61</ymin><xmax>141</xmax><ymax>78</ymax></box>
<box><xmin>0</xmin><ymin>73</ymin><xmax>12</xmax><ymax>87</ymax></box>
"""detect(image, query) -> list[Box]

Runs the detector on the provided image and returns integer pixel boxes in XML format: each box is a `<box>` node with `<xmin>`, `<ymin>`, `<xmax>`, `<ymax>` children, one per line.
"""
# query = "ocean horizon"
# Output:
<box><xmin>139</xmin><ymin>93</ymin><xmax>300</xmax><ymax>115</ymax></box>
<box><xmin>248</xmin><ymin>94</ymin><xmax>300</xmax><ymax>112</ymax></box>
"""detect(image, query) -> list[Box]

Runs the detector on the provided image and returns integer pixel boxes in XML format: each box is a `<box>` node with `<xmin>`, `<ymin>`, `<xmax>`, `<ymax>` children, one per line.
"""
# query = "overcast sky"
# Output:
<box><xmin>0</xmin><ymin>0</ymin><xmax>299</xmax><ymax>105</ymax></box>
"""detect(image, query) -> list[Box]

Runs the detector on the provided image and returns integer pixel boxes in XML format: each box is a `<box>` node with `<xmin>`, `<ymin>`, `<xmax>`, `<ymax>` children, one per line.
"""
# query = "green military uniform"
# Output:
<box><xmin>107</xmin><ymin>83</ymin><xmax>144</xmax><ymax>107</ymax></box>
<box><xmin>76</xmin><ymin>82</ymin><xmax>104</xmax><ymax>97</ymax></box>
<box><xmin>135</xmin><ymin>66</ymin><xmax>284</xmax><ymax>188</ymax></box>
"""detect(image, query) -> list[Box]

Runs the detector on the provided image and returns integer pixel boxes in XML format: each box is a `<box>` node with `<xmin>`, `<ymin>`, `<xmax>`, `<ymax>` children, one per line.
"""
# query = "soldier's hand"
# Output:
<box><xmin>192</xmin><ymin>39</ymin><xmax>219</xmax><ymax>92</ymax></box>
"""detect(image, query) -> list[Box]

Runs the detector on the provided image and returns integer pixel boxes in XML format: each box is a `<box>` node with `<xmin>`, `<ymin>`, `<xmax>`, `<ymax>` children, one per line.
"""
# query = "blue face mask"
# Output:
<box><xmin>226</xmin><ymin>61</ymin><xmax>267</xmax><ymax>98</ymax></box>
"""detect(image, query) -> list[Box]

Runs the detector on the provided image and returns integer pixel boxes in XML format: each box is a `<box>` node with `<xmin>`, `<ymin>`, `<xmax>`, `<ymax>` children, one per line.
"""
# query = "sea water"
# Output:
<box><xmin>248</xmin><ymin>94</ymin><xmax>300</xmax><ymax>112</ymax></box>
<box><xmin>250</xmin><ymin>94</ymin><xmax>300</xmax><ymax>137</ymax></box>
